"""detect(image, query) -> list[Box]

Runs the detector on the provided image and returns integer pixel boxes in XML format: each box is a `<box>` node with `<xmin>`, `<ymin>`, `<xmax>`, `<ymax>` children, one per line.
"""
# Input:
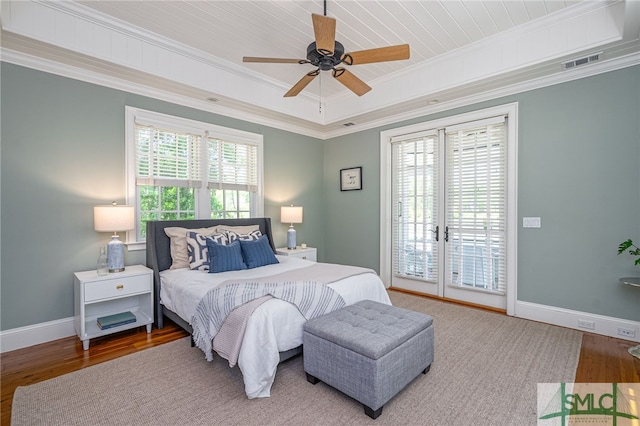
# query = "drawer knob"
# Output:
<box><xmin>302</xmin><ymin>256</ymin><xmax>307</xmax><ymax>259</ymax></box>
<box><xmin>116</xmin><ymin>284</ymin><xmax>124</xmax><ymax>290</ymax></box>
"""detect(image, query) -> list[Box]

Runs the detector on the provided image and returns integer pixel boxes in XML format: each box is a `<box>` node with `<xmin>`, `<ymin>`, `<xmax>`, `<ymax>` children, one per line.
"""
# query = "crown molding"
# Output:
<box><xmin>6</xmin><ymin>0</ymin><xmax>630</xmax><ymax>128</ymax></box>
<box><xmin>2</xmin><ymin>46</ymin><xmax>638</xmax><ymax>141</ymax></box>
<box><xmin>321</xmin><ymin>52</ymin><xmax>640</xmax><ymax>139</ymax></box>
<box><xmin>2</xmin><ymin>0</ymin><xmax>325</xmax><ymax>123</ymax></box>
<box><xmin>2</xmin><ymin>0</ymin><xmax>638</xmax><ymax>139</ymax></box>
<box><xmin>0</xmin><ymin>46</ymin><xmax>327</xmax><ymax>139</ymax></box>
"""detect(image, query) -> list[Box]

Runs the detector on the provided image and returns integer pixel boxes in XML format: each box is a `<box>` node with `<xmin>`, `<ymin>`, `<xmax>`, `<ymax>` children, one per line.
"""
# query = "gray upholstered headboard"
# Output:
<box><xmin>145</xmin><ymin>217</ymin><xmax>276</xmax><ymax>328</ymax></box>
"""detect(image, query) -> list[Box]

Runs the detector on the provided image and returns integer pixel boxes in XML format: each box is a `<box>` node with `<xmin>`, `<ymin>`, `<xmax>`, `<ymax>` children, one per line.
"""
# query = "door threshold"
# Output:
<box><xmin>388</xmin><ymin>287</ymin><xmax>507</xmax><ymax>315</ymax></box>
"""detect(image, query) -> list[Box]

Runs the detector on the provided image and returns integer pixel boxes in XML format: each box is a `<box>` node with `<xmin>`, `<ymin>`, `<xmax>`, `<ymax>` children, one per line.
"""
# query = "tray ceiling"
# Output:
<box><xmin>2</xmin><ymin>0</ymin><xmax>639</xmax><ymax>138</ymax></box>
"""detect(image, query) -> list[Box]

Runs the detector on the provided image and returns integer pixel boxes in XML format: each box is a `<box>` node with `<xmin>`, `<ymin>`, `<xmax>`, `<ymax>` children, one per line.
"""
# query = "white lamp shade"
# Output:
<box><xmin>94</xmin><ymin>205</ymin><xmax>135</xmax><ymax>232</ymax></box>
<box><xmin>281</xmin><ymin>206</ymin><xmax>303</xmax><ymax>224</ymax></box>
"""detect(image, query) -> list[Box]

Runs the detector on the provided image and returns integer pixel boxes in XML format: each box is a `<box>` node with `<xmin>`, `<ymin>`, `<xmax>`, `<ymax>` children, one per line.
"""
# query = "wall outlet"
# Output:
<box><xmin>617</xmin><ymin>327</ymin><xmax>636</xmax><ymax>338</ymax></box>
<box><xmin>577</xmin><ymin>319</ymin><xmax>595</xmax><ymax>330</ymax></box>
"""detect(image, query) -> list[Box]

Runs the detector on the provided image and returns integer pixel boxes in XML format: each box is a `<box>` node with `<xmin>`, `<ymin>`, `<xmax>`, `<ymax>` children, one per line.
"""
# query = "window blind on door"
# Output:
<box><xmin>445</xmin><ymin>117</ymin><xmax>507</xmax><ymax>292</ymax></box>
<box><xmin>391</xmin><ymin>131</ymin><xmax>439</xmax><ymax>282</ymax></box>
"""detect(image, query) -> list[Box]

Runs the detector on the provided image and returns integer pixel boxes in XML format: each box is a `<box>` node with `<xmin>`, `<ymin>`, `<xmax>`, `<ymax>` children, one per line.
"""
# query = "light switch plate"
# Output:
<box><xmin>523</xmin><ymin>217</ymin><xmax>541</xmax><ymax>228</ymax></box>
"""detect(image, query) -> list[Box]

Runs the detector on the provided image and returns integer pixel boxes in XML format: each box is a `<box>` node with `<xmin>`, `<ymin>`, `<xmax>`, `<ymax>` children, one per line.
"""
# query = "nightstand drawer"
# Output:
<box><xmin>291</xmin><ymin>251</ymin><xmax>316</xmax><ymax>261</ymax></box>
<box><xmin>276</xmin><ymin>247</ymin><xmax>317</xmax><ymax>262</ymax></box>
<box><xmin>84</xmin><ymin>275</ymin><xmax>150</xmax><ymax>302</ymax></box>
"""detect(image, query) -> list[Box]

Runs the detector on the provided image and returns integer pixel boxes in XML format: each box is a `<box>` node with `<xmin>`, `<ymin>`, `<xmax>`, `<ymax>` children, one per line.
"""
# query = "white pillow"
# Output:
<box><xmin>164</xmin><ymin>226</ymin><xmax>219</xmax><ymax>269</ymax></box>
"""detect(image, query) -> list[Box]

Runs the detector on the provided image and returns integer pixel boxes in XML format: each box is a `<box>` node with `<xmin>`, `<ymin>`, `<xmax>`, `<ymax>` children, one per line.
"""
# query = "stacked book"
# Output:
<box><xmin>97</xmin><ymin>311</ymin><xmax>136</xmax><ymax>330</ymax></box>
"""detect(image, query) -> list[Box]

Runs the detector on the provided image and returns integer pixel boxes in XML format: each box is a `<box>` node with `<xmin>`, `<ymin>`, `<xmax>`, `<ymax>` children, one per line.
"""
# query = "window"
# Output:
<box><xmin>125</xmin><ymin>107</ymin><xmax>263</xmax><ymax>249</ymax></box>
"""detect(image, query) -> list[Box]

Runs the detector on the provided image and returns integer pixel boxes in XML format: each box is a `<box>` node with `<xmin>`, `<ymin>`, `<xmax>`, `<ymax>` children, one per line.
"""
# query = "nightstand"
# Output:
<box><xmin>74</xmin><ymin>264</ymin><xmax>153</xmax><ymax>350</ymax></box>
<box><xmin>276</xmin><ymin>246</ymin><xmax>317</xmax><ymax>262</ymax></box>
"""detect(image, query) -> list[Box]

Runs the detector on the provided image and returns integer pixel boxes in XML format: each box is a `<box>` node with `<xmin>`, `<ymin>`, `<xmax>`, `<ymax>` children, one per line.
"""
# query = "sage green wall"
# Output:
<box><xmin>323</xmin><ymin>65</ymin><xmax>640</xmax><ymax>322</ymax></box>
<box><xmin>1</xmin><ymin>62</ymin><xmax>638</xmax><ymax>331</ymax></box>
<box><xmin>0</xmin><ymin>63</ymin><xmax>324</xmax><ymax>331</ymax></box>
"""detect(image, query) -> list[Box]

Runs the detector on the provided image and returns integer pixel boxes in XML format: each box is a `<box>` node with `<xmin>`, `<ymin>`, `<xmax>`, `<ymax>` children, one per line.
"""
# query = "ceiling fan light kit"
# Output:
<box><xmin>243</xmin><ymin>8</ymin><xmax>410</xmax><ymax>98</ymax></box>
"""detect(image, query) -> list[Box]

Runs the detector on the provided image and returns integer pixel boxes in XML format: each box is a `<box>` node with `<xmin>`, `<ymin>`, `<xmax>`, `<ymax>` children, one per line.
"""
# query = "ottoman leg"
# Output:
<box><xmin>306</xmin><ymin>373</ymin><xmax>320</xmax><ymax>385</ymax></box>
<box><xmin>364</xmin><ymin>405</ymin><xmax>383</xmax><ymax>419</ymax></box>
<box><xmin>423</xmin><ymin>364</ymin><xmax>431</xmax><ymax>374</ymax></box>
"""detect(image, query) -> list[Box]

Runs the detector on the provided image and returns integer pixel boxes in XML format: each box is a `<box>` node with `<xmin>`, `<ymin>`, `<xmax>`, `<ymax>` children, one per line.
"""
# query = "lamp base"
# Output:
<box><xmin>107</xmin><ymin>234</ymin><xmax>126</xmax><ymax>273</ymax></box>
<box><xmin>287</xmin><ymin>226</ymin><xmax>297</xmax><ymax>250</ymax></box>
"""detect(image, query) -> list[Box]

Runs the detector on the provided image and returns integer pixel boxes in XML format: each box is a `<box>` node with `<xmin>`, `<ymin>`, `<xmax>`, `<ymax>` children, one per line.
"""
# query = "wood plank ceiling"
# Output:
<box><xmin>77</xmin><ymin>0</ymin><xmax>580</xmax><ymax>98</ymax></box>
<box><xmin>3</xmin><ymin>0</ymin><xmax>638</xmax><ymax>136</ymax></box>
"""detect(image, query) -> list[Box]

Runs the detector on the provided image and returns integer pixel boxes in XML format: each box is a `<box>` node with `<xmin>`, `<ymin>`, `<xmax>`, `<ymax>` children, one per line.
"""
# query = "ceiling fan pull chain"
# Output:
<box><xmin>319</xmin><ymin>74</ymin><xmax>323</xmax><ymax>114</ymax></box>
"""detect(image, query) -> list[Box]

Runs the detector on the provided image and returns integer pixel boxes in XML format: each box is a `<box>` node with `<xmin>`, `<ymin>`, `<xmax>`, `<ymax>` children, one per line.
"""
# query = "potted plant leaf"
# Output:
<box><xmin>617</xmin><ymin>239</ymin><xmax>640</xmax><ymax>266</ymax></box>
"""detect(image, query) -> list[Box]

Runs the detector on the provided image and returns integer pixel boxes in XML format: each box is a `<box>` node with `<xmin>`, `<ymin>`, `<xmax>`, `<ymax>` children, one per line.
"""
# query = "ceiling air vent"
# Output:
<box><xmin>562</xmin><ymin>52</ymin><xmax>603</xmax><ymax>70</ymax></box>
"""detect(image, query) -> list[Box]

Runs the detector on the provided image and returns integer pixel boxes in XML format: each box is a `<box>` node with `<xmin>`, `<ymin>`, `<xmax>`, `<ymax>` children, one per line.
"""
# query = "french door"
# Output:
<box><xmin>391</xmin><ymin>130</ymin><xmax>441</xmax><ymax>296</ymax></box>
<box><xmin>389</xmin><ymin>114</ymin><xmax>510</xmax><ymax>310</ymax></box>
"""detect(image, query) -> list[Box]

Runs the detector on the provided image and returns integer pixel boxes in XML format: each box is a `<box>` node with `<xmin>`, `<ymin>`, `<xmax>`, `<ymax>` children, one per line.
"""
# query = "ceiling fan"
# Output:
<box><xmin>242</xmin><ymin>3</ymin><xmax>410</xmax><ymax>98</ymax></box>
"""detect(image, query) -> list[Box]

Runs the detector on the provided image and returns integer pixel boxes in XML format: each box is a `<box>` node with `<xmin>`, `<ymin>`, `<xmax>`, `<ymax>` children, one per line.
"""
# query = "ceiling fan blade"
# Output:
<box><xmin>342</xmin><ymin>44</ymin><xmax>410</xmax><ymax>66</ymax></box>
<box><xmin>312</xmin><ymin>13</ymin><xmax>336</xmax><ymax>55</ymax></box>
<box><xmin>243</xmin><ymin>57</ymin><xmax>307</xmax><ymax>64</ymax></box>
<box><xmin>284</xmin><ymin>70</ymin><xmax>320</xmax><ymax>97</ymax></box>
<box><xmin>332</xmin><ymin>68</ymin><xmax>371</xmax><ymax>96</ymax></box>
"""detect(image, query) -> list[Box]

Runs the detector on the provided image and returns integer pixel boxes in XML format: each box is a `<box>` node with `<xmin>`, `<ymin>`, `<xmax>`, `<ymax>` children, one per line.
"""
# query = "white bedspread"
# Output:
<box><xmin>160</xmin><ymin>256</ymin><xmax>391</xmax><ymax>398</ymax></box>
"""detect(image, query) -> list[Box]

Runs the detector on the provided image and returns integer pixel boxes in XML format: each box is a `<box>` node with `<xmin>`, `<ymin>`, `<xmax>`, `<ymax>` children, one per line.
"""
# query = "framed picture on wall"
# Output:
<box><xmin>340</xmin><ymin>167</ymin><xmax>362</xmax><ymax>191</ymax></box>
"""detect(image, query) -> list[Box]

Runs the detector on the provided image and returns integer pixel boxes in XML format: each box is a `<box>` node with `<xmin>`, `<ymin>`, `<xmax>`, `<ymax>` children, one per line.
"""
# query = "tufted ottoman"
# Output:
<box><xmin>303</xmin><ymin>300</ymin><xmax>434</xmax><ymax>419</ymax></box>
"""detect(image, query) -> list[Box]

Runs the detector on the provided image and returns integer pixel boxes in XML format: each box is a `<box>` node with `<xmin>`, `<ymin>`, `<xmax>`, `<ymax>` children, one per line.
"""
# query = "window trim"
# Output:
<box><xmin>124</xmin><ymin>106</ymin><xmax>264</xmax><ymax>250</ymax></box>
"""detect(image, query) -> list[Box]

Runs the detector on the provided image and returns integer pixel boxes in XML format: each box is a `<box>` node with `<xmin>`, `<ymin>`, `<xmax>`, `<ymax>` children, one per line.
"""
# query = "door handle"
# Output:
<box><xmin>432</xmin><ymin>225</ymin><xmax>439</xmax><ymax>242</ymax></box>
<box><xmin>444</xmin><ymin>226</ymin><xmax>449</xmax><ymax>242</ymax></box>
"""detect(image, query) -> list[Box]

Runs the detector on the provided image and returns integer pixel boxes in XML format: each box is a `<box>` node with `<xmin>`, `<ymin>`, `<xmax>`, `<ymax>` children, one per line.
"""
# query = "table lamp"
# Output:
<box><xmin>281</xmin><ymin>205</ymin><xmax>303</xmax><ymax>249</ymax></box>
<box><xmin>94</xmin><ymin>202</ymin><xmax>135</xmax><ymax>272</ymax></box>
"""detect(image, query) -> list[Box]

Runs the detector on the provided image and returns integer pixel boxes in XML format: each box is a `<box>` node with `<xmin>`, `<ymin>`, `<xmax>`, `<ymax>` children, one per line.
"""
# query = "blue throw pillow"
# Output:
<box><xmin>187</xmin><ymin>231</ymin><xmax>228</xmax><ymax>270</ymax></box>
<box><xmin>206</xmin><ymin>239</ymin><xmax>247</xmax><ymax>273</ymax></box>
<box><xmin>240</xmin><ymin>235</ymin><xmax>279</xmax><ymax>269</ymax></box>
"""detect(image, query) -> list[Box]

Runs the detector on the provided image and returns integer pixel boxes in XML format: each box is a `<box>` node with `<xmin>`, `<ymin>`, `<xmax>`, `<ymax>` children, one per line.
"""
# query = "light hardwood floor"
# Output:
<box><xmin>2</xmin><ymin>298</ymin><xmax>638</xmax><ymax>425</ymax></box>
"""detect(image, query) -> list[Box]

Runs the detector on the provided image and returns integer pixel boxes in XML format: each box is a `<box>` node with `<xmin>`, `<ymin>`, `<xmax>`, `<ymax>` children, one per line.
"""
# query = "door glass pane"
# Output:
<box><xmin>392</xmin><ymin>134</ymin><xmax>438</xmax><ymax>282</ymax></box>
<box><xmin>446</xmin><ymin>122</ymin><xmax>506</xmax><ymax>293</ymax></box>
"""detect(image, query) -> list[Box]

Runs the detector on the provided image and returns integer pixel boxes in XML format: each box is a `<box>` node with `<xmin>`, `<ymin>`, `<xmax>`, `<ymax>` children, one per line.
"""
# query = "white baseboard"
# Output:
<box><xmin>2</xmin><ymin>301</ymin><xmax>638</xmax><ymax>353</ymax></box>
<box><xmin>0</xmin><ymin>317</ymin><xmax>76</xmax><ymax>353</ymax></box>
<box><xmin>515</xmin><ymin>300</ymin><xmax>640</xmax><ymax>343</ymax></box>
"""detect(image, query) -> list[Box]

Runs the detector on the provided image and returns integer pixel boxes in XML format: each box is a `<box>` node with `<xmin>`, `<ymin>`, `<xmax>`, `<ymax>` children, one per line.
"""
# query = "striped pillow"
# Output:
<box><xmin>206</xmin><ymin>239</ymin><xmax>247</xmax><ymax>273</ymax></box>
<box><xmin>187</xmin><ymin>231</ymin><xmax>228</xmax><ymax>270</ymax></box>
<box><xmin>240</xmin><ymin>235</ymin><xmax>279</xmax><ymax>269</ymax></box>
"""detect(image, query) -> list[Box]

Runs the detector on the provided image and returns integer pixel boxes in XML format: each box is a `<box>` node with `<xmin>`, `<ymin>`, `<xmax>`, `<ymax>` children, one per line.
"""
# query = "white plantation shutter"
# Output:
<box><xmin>207</xmin><ymin>136</ymin><xmax>258</xmax><ymax>192</ymax></box>
<box><xmin>135</xmin><ymin>125</ymin><xmax>202</xmax><ymax>188</ymax></box>
<box><xmin>445</xmin><ymin>116</ymin><xmax>507</xmax><ymax>292</ymax></box>
<box><xmin>391</xmin><ymin>131</ymin><xmax>439</xmax><ymax>281</ymax></box>
<box><xmin>134</xmin><ymin>125</ymin><xmax>260</xmax><ymax>192</ymax></box>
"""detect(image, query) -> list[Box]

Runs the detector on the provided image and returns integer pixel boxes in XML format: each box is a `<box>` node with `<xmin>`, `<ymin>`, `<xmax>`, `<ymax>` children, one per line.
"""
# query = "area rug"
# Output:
<box><xmin>11</xmin><ymin>292</ymin><xmax>582</xmax><ymax>425</ymax></box>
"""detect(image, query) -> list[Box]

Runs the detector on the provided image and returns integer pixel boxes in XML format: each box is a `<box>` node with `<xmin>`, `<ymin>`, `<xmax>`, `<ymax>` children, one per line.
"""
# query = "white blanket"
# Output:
<box><xmin>191</xmin><ymin>280</ymin><xmax>346</xmax><ymax>361</ymax></box>
<box><xmin>160</xmin><ymin>256</ymin><xmax>391</xmax><ymax>398</ymax></box>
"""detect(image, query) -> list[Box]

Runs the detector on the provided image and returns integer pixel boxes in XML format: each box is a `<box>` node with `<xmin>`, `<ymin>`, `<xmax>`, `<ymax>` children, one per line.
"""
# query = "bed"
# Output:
<box><xmin>146</xmin><ymin>217</ymin><xmax>391</xmax><ymax>398</ymax></box>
